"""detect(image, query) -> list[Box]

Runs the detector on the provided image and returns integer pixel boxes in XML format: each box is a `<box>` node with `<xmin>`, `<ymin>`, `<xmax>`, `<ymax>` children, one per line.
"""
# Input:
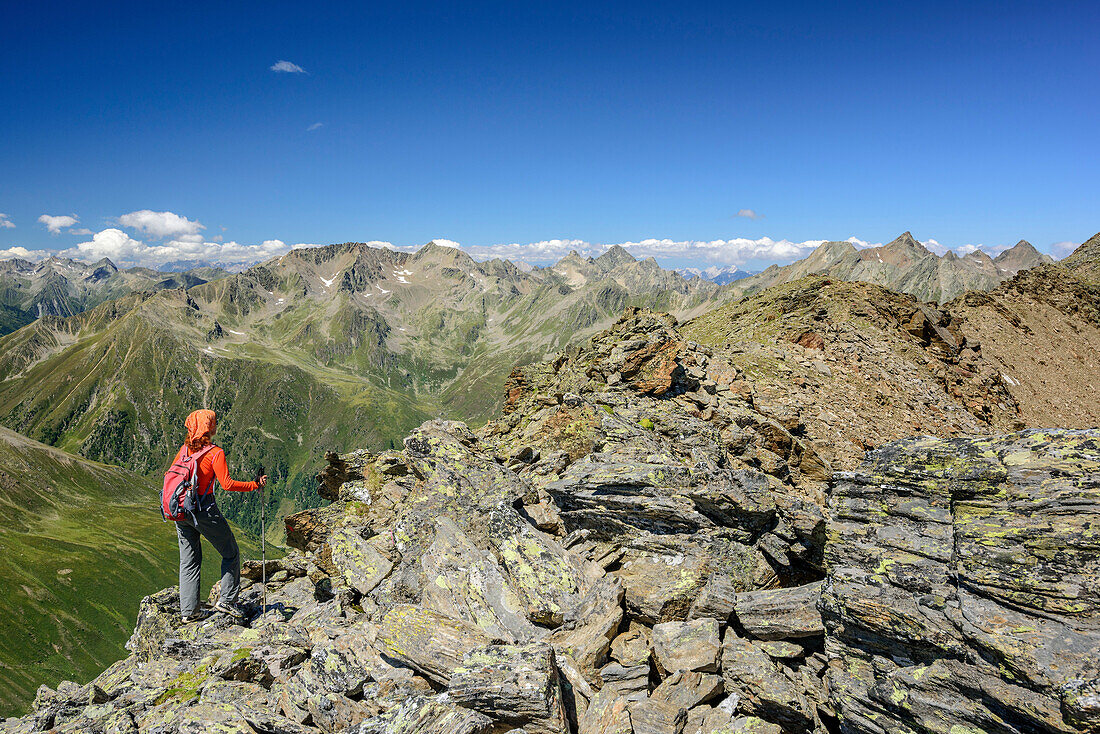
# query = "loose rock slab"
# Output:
<box><xmin>449</xmin><ymin>643</ymin><xmax>569</xmax><ymax>734</ymax></box>
<box><xmin>731</xmin><ymin>582</ymin><xmax>823</xmax><ymax>641</ymax></box>
<box><xmin>377</xmin><ymin>605</ymin><xmax>491</xmax><ymax>686</ymax></box>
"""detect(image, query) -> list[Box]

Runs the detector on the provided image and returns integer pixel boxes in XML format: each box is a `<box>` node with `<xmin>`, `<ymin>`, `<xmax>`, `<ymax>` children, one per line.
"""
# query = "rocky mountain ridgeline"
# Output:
<box><xmin>727</xmin><ymin>232</ymin><xmax>1060</xmax><ymax>304</ymax></box>
<box><xmin>6</xmin><ymin>308</ymin><xmax>1098</xmax><ymax>733</ymax></box>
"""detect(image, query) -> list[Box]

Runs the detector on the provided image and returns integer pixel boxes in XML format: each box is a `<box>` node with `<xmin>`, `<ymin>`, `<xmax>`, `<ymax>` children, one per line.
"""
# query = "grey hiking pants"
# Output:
<box><xmin>176</xmin><ymin>500</ymin><xmax>240</xmax><ymax>616</ymax></box>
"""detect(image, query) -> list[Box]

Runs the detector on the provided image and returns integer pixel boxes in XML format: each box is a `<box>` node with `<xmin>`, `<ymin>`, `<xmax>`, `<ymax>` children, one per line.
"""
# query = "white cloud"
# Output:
<box><xmin>118</xmin><ymin>210</ymin><xmax>205</xmax><ymax>239</ymax></box>
<box><xmin>1050</xmin><ymin>240</ymin><xmax>1079</xmax><ymax>259</ymax></box>
<box><xmin>69</xmin><ymin>227</ymin><xmax>93</xmax><ymax>236</ymax></box>
<box><xmin>307</xmin><ymin>122</ymin><xmax>323</xmax><ymax>131</ymax></box>
<box><xmin>271</xmin><ymin>60</ymin><xmax>305</xmax><ymax>73</ymax></box>
<box><xmin>0</xmin><ymin>246</ymin><xmax>50</xmax><ymax>261</ymax></box>
<box><xmin>61</xmin><ymin>228</ymin><xmax>294</xmax><ymax>268</ymax></box>
<box><xmin>452</xmin><ymin>237</ymin><xmax>824</xmax><ymax>268</ymax></box>
<box><xmin>735</xmin><ymin>209</ymin><xmax>763</xmax><ymax>220</ymax></box>
<box><xmin>0</xmin><ymin>213</ymin><xmax>14</xmax><ymax>229</ymax></box>
<box><xmin>39</xmin><ymin>214</ymin><xmax>79</xmax><ymax>234</ymax></box>
<box><xmin>846</xmin><ymin>237</ymin><xmax>877</xmax><ymax>249</ymax></box>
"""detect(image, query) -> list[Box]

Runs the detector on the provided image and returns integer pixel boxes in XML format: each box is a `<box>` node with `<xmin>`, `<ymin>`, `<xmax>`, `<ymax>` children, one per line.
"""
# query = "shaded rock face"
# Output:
<box><xmin>5</xmin><ymin>308</ymin><xmax>1098</xmax><ymax>734</ymax></box>
<box><xmin>823</xmin><ymin>429</ymin><xmax>1100</xmax><ymax>733</ymax></box>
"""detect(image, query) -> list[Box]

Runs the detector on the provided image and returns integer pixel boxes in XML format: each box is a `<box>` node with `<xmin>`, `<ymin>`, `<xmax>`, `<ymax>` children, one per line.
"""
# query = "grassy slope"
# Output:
<box><xmin>0</xmin><ymin>427</ymin><xmax>261</xmax><ymax>716</ymax></box>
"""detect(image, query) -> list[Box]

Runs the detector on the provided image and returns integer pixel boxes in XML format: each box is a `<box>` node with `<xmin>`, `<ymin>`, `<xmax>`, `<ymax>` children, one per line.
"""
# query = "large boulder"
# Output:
<box><xmin>823</xmin><ymin>429</ymin><xmax>1100</xmax><ymax>733</ymax></box>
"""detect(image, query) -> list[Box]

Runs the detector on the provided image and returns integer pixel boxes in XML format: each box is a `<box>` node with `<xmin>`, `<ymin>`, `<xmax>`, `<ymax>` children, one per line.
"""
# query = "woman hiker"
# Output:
<box><xmin>172</xmin><ymin>409</ymin><xmax>267</xmax><ymax>622</ymax></box>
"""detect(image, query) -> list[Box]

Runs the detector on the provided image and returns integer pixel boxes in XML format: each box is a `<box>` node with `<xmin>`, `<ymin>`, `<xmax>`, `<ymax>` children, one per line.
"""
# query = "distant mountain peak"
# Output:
<box><xmin>93</xmin><ymin>257</ymin><xmax>119</xmax><ymax>272</ymax></box>
<box><xmin>595</xmin><ymin>244</ymin><xmax>635</xmax><ymax>268</ymax></box>
<box><xmin>885</xmin><ymin>231</ymin><xmax>927</xmax><ymax>252</ymax></box>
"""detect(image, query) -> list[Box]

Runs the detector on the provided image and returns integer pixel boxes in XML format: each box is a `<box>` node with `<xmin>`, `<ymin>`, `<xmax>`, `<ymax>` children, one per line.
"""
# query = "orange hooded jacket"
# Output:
<box><xmin>174</xmin><ymin>409</ymin><xmax>258</xmax><ymax>496</ymax></box>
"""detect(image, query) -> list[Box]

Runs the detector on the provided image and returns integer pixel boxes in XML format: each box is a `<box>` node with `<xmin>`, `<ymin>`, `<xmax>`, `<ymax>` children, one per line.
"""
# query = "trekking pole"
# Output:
<box><xmin>256</xmin><ymin>465</ymin><xmax>266</xmax><ymax>615</ymax></box>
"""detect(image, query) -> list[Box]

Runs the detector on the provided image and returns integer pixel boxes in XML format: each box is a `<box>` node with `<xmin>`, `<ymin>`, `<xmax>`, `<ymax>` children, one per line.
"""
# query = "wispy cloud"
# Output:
<box><xmin>118</xmin><ymin>210</ymin><xmax>204</xmax><ymax>239</ymax></box>
<box><xmin>38</xmin><ymin>214</ymin><xmax>79</xmax><ymax>234</ymax></box>
<box><xmin>0</xmin><ymin>213</ymin><xmax>14</xmax><ymax>229</ymax></box>
<box><xmin>735</xmin><ymin>209</ymin><xmax>763</xmax><ymax>220</ymax></box>
<box><xmin>271</xmin><ymin>60</ymin><xmax>306</xmax><ymax>73</ymax></box>
<box><xmin>69</xmin><ymin>228</ymin><xmax>93</xmax><ymax>236</ymax></box>
<box><xmin>307</xmin><ymin>122</ymin><xmax>324</xmax><ymax>131</ymax></box>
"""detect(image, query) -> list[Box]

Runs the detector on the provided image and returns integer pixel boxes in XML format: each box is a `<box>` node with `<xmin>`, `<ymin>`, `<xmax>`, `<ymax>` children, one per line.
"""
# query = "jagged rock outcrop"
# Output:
<box><xmin>823</xmin><ymin>429</ymin><xmax>1100</xmax><ymax>733</ymax></box>
<box><xmin>3</xmin><ymin>308</ymin><xmax>1097</xmax><ymax>734</ymax></box>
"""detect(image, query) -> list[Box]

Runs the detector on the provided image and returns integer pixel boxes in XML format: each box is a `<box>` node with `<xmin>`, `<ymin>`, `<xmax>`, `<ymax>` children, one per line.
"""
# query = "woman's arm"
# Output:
<box><xmin>211</xmin><ymin>449</ymin><xmax>259</xmax><ymax>492</ymax></box>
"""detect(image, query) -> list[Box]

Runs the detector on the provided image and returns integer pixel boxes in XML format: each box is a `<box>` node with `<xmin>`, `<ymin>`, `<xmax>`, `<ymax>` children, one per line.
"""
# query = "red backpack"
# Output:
<box><xmin>162</xmin><ymin>445</ymin><xmax>216</xmax><ymax>521</ymax></box>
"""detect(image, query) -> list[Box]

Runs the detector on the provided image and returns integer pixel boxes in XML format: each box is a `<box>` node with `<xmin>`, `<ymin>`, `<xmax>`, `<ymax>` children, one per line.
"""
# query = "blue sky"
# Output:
<box><xmin>1</xmin><ymin>1</ymin><xmax>1097</xmax><ymax>270</ymax></box>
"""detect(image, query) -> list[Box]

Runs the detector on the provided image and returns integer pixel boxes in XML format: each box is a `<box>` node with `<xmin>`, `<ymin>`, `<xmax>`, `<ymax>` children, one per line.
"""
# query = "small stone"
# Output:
<box><xmin>610</xmin><ymin>622</ymin><xmax>652</xmax><ymax>667</ymax></box>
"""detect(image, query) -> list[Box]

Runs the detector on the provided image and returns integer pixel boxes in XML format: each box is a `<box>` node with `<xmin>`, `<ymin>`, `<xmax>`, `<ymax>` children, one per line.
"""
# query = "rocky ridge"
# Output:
<box><xmin>682</xmin><ymin>277</ymin><xmax>1024</xmax><ymax>472</ymax></box>
<box><xmin>6</xmin><ymin>308</ymin><xmax>1098</xmax><ymax>733</ymax></box>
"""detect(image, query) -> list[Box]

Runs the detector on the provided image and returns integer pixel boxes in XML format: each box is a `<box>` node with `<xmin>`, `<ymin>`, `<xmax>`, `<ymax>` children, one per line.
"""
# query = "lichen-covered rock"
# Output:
<box><xmin>377</xmin><ymin>604</ymin><xmax>492</xmax><ymax>686</ymax></box>
<box><xmin>328</xmin><ymin>526</ymin><xmax>394</xmax><ymax>596</ymax></box>
<box><xmin>651</xmin><ymin>619</ymin><xmax>721</xmax><ymax>676</ymax></box>
<box><xmin>419</xmin><ymin>517</ymin><xmax>541</xmax><ymax>642</ymax></box>
<box><xmin>547</xmin><ymin>577</ymin><xmax>624</xmax><ymax>676</ymax></box>
<box><xmin>823</xmin><ymin>429</ymin><xmax>1100</xmax><ymax>734</ymax></box>
<box><xmin>349</xmin><ymin>694</ymin><xmax>494</xmax><ymax>734</ymax></box>
<box><xmin>449</xmin><ymin>643</ymin><xmax>569</xmax><ymax>734</ymax></box>
<box><xmin>578</xmin><ymin>689</ymin><xmax>633</xmax><ymax>734</ymax></box>
<box><xmin>731</xmin><ymin>582</ymin><xmax>823</xmax><ymax>641</ymax></box>
<box><xmin>719</xmin><ymin>635</ymin><xmax>813</xmax><ymax>731</ymax></box>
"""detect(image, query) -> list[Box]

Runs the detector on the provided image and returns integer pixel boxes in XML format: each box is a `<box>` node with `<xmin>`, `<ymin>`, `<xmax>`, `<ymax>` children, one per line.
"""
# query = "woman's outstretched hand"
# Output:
<box><xmin>257</xmin><ymin>475</ymin><xmax>268</xmax><ymax>489</ymax></box>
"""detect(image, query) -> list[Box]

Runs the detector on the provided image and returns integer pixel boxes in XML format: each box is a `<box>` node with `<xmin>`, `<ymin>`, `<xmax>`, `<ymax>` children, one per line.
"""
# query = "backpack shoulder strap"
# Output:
<box><xmin>193</xmin><ymin>444</ymin><xmax>216</xmax><ymax>460</ymax></box>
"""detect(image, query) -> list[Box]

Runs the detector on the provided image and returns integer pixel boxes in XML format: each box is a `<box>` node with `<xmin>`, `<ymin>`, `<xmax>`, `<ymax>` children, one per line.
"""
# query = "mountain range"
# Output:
<box><xmin>675</xmin><ymin>264</ymin><xmax>756</xmax><ymax>285</ymax></box>
<box><xmin>0</xmin><ymin>257</ymin><xmax>229</xmax><ymax>334</ymax></box>
<box><xmin>726</xmin><ymin>231</ymin><xmax>1053</xmax><ymax>303</ymax></box>
<box><xmin>0</xmin><ymin>241</ymin><xmax>719</xmax><ymax>539</ymax></box>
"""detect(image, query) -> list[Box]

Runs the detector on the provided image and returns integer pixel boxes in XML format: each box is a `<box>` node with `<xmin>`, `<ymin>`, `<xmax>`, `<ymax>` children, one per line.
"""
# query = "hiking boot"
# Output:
<box><xmin>181</xmin><ymin>608</ymin><xmax>211</xmax><ymax>623</ymax></box>
<box><xmin>214</xmin><ymin>600</ymin><xmax>247</xmax><ymax>619</ymax></box>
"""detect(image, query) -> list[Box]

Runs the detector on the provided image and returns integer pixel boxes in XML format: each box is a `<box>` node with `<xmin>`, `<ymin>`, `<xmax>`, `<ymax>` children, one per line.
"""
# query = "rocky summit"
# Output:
<box><xmin>4</xmin><ymin>309</ymin><xmax>1098</xmax><ymax>734</ymax></box>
